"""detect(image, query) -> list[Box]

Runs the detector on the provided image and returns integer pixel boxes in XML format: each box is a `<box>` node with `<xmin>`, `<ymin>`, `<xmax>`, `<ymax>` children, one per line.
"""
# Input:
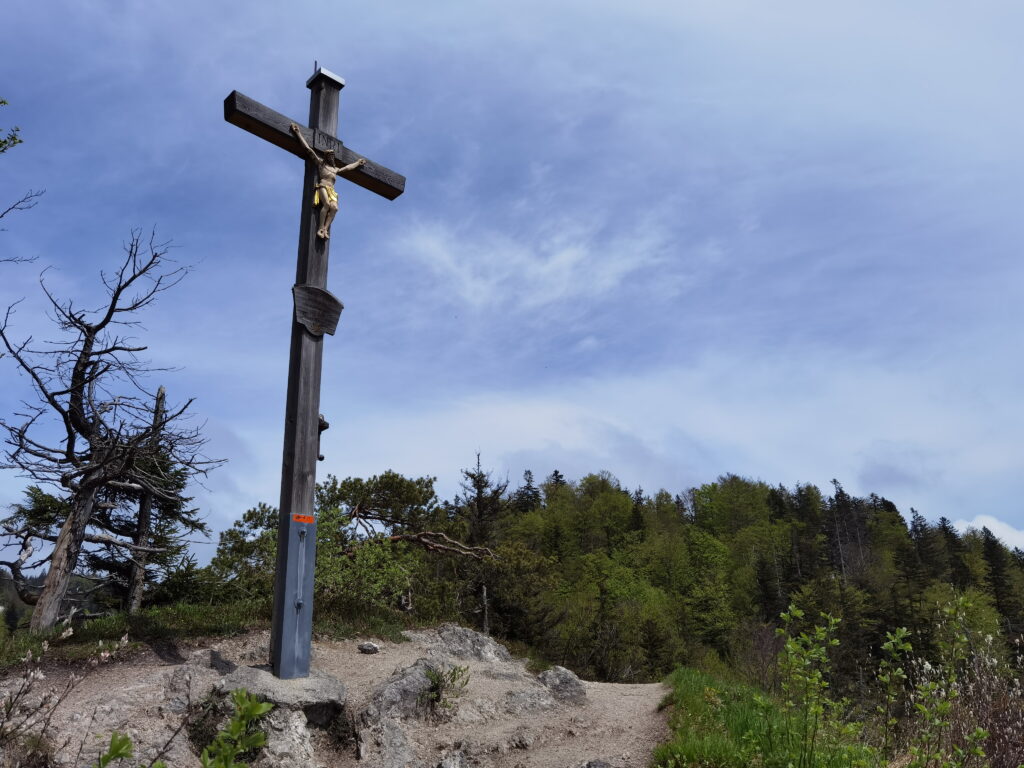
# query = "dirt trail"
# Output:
<box><xmin>311</xmin><ymin>632</ymin><xmax>669</xmax><ymax>767</ymax></box>
<box><xmin>11</xmin><ymin>626</ymin><xmax>670</xmax><ymax>768</ymax></box>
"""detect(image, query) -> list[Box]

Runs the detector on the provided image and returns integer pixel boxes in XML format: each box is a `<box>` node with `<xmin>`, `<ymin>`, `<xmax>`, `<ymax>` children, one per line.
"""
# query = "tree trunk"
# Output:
<box><xmin>481</xmin><ymin>582</ymin><xmax>490</xmax><ymax>635</ymax></box>
<box><xmin>126</xmin><ymin>494</ymin><xmax>153</xmax><ymax>615</ymax></box>
<box><xmin>30</xmin><ymin>487</ymin><xmax>97</xmax><ymax>631</ymax></box>
<box><xmin>127</xmin><ymin>386</ymin><xmax>165</xmax><ymax>614</ymax></box>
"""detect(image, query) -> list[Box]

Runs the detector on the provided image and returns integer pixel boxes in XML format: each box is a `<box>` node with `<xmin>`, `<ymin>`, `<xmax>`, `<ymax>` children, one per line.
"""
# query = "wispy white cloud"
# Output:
<box><xmin>955</xmin><ymin>516</ymin><xmax>1024</xmax><ymax>553</ymax></box>
<box><xmin>3</xmin><ymin>0</ymin><xmax>1024</xmax><ymax>558</ymax></box>
<box><xmin>394</xmin><ymin>203</ymin><xmax>678</xmax><ymax>313</ymax></box>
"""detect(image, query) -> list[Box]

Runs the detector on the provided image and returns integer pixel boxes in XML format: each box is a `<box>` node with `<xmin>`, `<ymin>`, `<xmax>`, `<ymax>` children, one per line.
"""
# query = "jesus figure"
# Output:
<box><xmin>290</xmin><ymin>122</ymin><xmax>366</xmax><ymax>239</ymax></box>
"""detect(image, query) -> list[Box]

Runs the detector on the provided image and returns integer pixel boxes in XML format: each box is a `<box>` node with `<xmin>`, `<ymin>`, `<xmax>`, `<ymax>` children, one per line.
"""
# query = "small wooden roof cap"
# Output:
<box><xmin>306</xmin><ymin>66</ymin><xmax>346</xmax><ymax>90</ymax></box>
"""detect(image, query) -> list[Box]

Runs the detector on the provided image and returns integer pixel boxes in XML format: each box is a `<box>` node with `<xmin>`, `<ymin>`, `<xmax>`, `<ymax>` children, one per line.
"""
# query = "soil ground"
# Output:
<box><xmin>8</xmin><ymin>627</ymin><xmax>670</xmax><ymax>768</ymax></box>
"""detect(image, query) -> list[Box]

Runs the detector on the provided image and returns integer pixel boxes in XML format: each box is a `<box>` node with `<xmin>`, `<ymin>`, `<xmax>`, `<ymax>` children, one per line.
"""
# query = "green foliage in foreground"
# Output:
<box><xmin>655</xmin><ymin>599</ymin><xmax>1009</xmax><ymax>768</ymax></box>
<box><xmin>199</xmin><ymin>689</ymin><xmax>274</xmax><ymax>768</ymax></box>
<box><xmin>91</xmin><ymin>688</ymin><xmax>272</xmax><ymax>768</ymax></box>
<box><xmin>653</xmin><ymin>667</ymin><xmax>768</xmax><ymax>768</ymax></box>
<box><xmin>654</xmin><ymin>666</ymin><xmax>872</xmax><ymax>768</ymax></box>
<box><xmin>419</xmin><ymin>664</ymin><xmax>470</xmax><ymax>717</ymax></box>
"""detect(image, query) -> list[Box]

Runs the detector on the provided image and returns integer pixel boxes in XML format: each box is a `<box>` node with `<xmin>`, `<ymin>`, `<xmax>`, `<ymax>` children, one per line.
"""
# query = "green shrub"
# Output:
<box><xmin>90</xmin><ymin>688</ymin><xmax>272</xmax><ymax>768</ymax></box>
<box><xmin>418</xmin><ymin>664</ymin><xmax>469</xmax><ymax>717</ymax></box>
<box><xmin>655</xmin><ymin>597</ymin><xmax>1018</xmax><ymax>768</ymax></box>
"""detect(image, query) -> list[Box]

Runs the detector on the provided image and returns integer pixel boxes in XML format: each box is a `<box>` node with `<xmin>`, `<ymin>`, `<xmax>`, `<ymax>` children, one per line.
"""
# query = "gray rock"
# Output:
<box><xmin>218</xmin><ymin>665</ymin><xmax>346</xmax><ymax>766</ymax></box>
<box><xmin>379</xmin><ymin>716</ymin><xmax>421</xmax><ymax>768</ymax></box>
<box><xmin>481</xmin><ymin>667</ymin><xmax>528</xmax><ymax>682</ymax></box>
<box><xmin>436</xmin><ymin>751</ymin><xmax>468</xmax><ymax>768</ymax></box>
<box><xmin>358</xmin><ymin>641</ymin><xmax>381</xmax><ymax>654</ymax></box>
<box><xmin>365</xmin><ymin>657</ymin><xmax>451</xmax><ymax>722</ymax></box>
<box><xmin>503</xmin><ymin>688</ymin><xmax>556</xmax><ymax>715</ymax></box>
<box><xmin>435</xmin><ymin>623</ymin><xmax>512</xmax><ymax>662</ymax></box>
<box><xmin>452</xmin><ymin>696</ymin><xmax>498</xmax><ymax>723</ymax></box>
<box><xmin>251</xmin><ymin>709</ymin><xmax>317</xmax><ymax>768</ymax></box>
<box><xmin>360</xmin><ymin>657</ymin><xmax>477</xmax><ymax>768</ymax></box>
<box><xmin>577</xmin><ymin>762</ymin><xmax>612</xmax><ymax>768</ymax></box>
<box><xmin>539</xmin><ymin>665</ymin><xmax>587</xmax><ymax>705</ymax></box>
<box><xmin>366</xmin><ymin>660</ymin><xmax>431</xmax><ymax>721</ymax></box>
<box><xmin>221</xmin><ymin>665</ymin><xmax>345</xmax><ymax>722</ymax></box>
<box><xmin>406</xmin><ymin>623</ymin><xmax>511</xmax><ymax>662</ymax></box>
<box><xmin>507</xmin><ymin>725</ymin><xmax>534</xmax><ymax>750</ymax></box>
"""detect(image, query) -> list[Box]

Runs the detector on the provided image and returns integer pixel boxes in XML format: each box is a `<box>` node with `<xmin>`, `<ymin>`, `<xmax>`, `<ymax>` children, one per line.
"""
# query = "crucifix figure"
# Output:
<box><xmin>224</xmin><ymin>67</ymin><xmax>405</xmax><ymax>679</ymax></box>
<box><xmin>290</xmin><ymin>122</ymin><xmax>365</xmax><ymax>239</ymax></box>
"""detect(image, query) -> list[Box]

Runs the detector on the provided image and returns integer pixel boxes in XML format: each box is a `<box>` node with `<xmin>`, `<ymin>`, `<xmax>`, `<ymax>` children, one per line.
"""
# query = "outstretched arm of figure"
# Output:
<box><xmin>290</xmin><ymin>123</ymin><xmax>321</xmax><ymax>165</ymax></box>
<box><xmin>339</xmin><ymin>157</ymin><xmax>367</xmax><ymax>174</ymax></box>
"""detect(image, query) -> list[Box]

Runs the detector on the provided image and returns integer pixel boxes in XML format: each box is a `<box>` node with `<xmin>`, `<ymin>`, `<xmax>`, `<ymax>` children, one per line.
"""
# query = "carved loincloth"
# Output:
<box><xmin>314</xmin><ymin>184</ymin><xmax>338</xmax><ymax>206</ymax></box>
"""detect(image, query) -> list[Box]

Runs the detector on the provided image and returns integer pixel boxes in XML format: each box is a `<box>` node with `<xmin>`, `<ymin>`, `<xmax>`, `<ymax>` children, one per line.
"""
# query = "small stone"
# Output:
<box><xmin>359</xmin><ymin>641</ymin><xmax>381</xmax><ymax>654</ymax></box>
<box><xmin>436</xmin><ymin>751</ymin><xmax>467</xmax><ymax>768</ymax></box>
<box><xmin>508</xmin><ymin>726</ymin><xmax>534</xmax><ymax>750</ymax></box>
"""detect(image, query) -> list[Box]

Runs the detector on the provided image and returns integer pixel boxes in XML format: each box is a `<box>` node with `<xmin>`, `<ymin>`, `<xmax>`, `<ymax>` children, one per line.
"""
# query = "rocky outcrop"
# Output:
<box><xmin>42</xmin><ymin>645</ymin><xmax>348</xmax><ymax>768</ymax></box>
<box><xmin>216</xmin><ymin>665</ymin><xmax>346</xmax><ymax>767</ymax></box>
<box><xmin>405</xmin><ymin>623</ymin><xmax>512</xmax><ymax>663</ymax></box>
<box><xmin>539</xmin><ymin>665</ymin><xmax>588</xmax><ymax>705</ymax></box>
<box><xmin>362</xmin><ymin>656</ymin><xmax>445</xmax><ymax>722</ymax></box>
<box><xmin>21</xmin><ymin>623</ymin><xmax>664</xmax><ymax>768</ymax></box>
<box><xmin>355</xmin><ymin>628</ymin><xmax>595</xmax><ymax>768</ymax></box>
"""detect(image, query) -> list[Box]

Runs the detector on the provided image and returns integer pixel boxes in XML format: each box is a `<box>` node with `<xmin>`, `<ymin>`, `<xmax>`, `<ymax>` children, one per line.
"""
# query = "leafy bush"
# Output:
<box><xmin>198</xmin><ymin>689</ymin><xmax>274</xmax><ymax>768</ymax></box>
<box><xmin>89</xmin><ymin>688</ymin><xmax>272</xmax><ymax>768</ymax></box>
<box><xmin>418</xmin><ymin>664</ymin><xmax>470</xmax><ymax>718</ymax></box>
<box><xmin>657</xmin><ymin>597</ymin><xmax>1024</xmax><ymax>768</ymax></box>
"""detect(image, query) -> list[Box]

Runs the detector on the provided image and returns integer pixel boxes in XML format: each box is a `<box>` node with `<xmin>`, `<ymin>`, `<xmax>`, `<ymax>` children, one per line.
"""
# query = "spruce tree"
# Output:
<box><xmin>511</xmin><ymin>470</ymin><xmax>542</xmax><ymax>516</ymax></box>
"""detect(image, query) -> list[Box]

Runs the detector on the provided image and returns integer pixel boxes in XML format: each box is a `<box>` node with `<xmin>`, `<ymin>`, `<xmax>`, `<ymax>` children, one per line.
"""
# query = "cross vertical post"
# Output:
<box><xmin>270</xmin><ymin>69</ymin><xmax>342</xmax><ymax>679</ymax></box>
<box><xmin>224</xmin><ymin>68</ymin><xmax>405</xmax><ymax>680</ymax></box>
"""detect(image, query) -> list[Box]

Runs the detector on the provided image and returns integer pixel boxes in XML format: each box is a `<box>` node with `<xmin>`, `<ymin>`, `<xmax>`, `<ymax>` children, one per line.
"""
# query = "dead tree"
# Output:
<box><xmin>127</xmin><ymin>385</ymin><xmax>164</xmax><ymax>614</ymax></box>
<box><xmin>0</xmin><ymin>231</ymin><xmax>218</xmax><ymax>630</ymax></box>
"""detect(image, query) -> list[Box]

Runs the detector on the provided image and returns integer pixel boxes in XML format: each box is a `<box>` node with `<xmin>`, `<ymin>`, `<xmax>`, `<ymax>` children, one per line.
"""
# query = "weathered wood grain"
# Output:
<box><xmin>292</xmin><ymin>284</ymin><xmax>344</xmax><ymax>336</ymax></box>
<box><xmin>224</xmin><ymin>91</ymin><xmax>406</xmax><ymax>200</ymax></box>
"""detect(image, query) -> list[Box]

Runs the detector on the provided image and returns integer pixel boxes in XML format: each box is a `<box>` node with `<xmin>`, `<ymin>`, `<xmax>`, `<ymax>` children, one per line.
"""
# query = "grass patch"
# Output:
<box><xmin>0</xmin><ymin>600</ymin><xmax>270</xmax><ymax>669</ymax></box>
<box><xmin>313</xmin><ymin>607</ymin><xmax>410</xmax><ymax>643</ymax></box>
<box><xmin>653</xmin><ymin>666</ymin><xmax>871</xmax><ymax>768</ymax></box>
<box><xmin>0</xmin><ymin>600</ymin><xmax>419</xmax><ymax>670</ymax></box>
<box><xmin>653</xmin><ymin>667</ymin><xmax>763</xmax><ymax>768</ymax></box>
<box><xmin>77</xmin><ymin>600</ymin><xmax>270</xmax><ymax>643</ymax></box>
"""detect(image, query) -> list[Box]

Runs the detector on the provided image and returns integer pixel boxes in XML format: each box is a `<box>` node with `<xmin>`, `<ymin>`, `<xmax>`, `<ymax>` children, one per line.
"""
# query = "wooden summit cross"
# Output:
<box><xmin>224</xmin><ymin>68</ymin><xmax>405</xmax><ymax>679</ymax></box>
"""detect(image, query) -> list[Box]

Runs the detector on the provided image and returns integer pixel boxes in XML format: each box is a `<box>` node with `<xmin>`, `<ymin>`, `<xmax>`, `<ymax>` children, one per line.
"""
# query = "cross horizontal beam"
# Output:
<box><xmin>224</xmin><ymin>90</ymin><xmax>405</xmax><ymax>200</ymax></box>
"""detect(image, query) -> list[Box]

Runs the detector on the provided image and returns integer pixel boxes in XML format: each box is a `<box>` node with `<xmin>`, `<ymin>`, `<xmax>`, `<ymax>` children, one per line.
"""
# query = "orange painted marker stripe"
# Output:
<box><xmin>292</xmin><ymin>514</ymin><xmax>315</xmax><ymax>524</ymax></box>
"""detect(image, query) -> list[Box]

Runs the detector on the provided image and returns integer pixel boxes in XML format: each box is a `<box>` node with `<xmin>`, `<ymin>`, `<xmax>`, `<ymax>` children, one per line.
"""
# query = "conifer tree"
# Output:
<box><xmin>937</xmin><ymin>517</ymin><xmax>972</xmax><ymax>589</ymax></box>
<box><xmin>629</xmin><ymin>486</ymin><xmax>647</xmax><ymax>536</ymax></box>
<box><xmin>981</xmin><ymin>526</ymin><xmax>1021</xmax><ymax>625</ymax></box>
<box><xmin>511</xmin><ymin>470</ymin><xmax>542</xmax><ymax>516</ymax></box>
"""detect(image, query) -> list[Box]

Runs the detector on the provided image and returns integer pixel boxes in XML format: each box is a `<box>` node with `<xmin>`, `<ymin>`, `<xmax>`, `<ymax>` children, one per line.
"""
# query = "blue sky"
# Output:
<box><xmin>2</xmin><ymin>1</ymin><xmax>1024</xmax><ymax>559</ymax></box>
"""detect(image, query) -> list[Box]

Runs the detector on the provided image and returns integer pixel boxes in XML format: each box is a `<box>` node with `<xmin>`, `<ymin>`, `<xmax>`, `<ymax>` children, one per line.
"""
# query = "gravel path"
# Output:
<box><xmin>14</xmin><ymin>627</ymin><xmax>670</xmax><ymax>768</ymax></box>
